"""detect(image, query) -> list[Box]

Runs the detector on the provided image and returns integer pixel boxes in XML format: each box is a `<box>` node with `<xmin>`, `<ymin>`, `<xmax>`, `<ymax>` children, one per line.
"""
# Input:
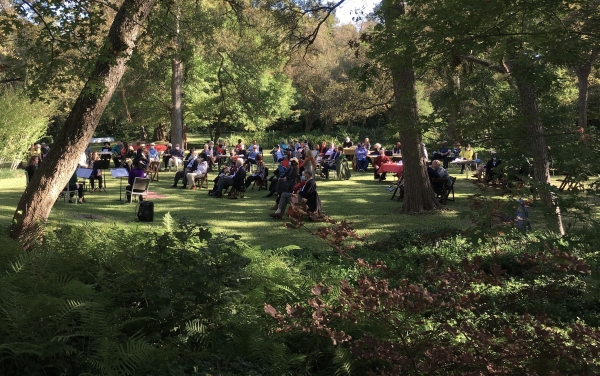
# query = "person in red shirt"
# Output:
<box><xmin>373</xmin><ymin>149</ymin><xmax>391</xmax><ymax>181</ymax></box>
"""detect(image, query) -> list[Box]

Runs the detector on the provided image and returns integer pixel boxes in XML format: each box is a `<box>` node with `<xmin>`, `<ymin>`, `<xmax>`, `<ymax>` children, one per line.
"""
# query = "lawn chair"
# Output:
<box><xmin>194</xmin><ymin>173</ymin><xmax>209</xmax><ymax>189</ymax></box>
<box><xmin>146</xmin><ymin>161</ymin><xmax>160</xmax><ymax>182</ymax></box>
<box><xmin>252</xmin><ymin>167</ymin><xmax>269</xmax><ymax>191</ymax></box>
<box><xmin>390</xmin><ymin>175</ymin><xmax>404</xmax><ymax>201</ymax></box>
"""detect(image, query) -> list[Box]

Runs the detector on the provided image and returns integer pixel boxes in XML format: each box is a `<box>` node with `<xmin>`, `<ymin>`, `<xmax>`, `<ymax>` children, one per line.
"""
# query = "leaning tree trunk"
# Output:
<box><xmin>394</xmin><ymin>66</ymin><xmax>442</xmax><ymax>213</ymax></box>
<box><xmin>9</xmin><ymin>0</ymin><xmax>157</xmax><ymax>246</ymax></box>
<box><xmin>514</xmin><ymin>78</ymin><xmax>565</xmax><ymax>236</ymax></box>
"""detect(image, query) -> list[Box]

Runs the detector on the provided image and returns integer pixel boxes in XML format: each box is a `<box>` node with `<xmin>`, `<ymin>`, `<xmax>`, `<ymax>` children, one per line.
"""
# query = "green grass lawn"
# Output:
<box><xmin>2</xmin><ymin>161</ymin><xmax>569</xmax><ymax>249</ymax></box>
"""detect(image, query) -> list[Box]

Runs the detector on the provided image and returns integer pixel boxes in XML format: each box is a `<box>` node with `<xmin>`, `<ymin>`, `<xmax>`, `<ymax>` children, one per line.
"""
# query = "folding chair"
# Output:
<box><xmin>252</xmin><ymin>167</ymin><xmax>269</xmax><ymax>190</ymax></box>
<box><xmin>126</xmin><ymin>177</ymin><xmax>150</xmax><ymax>203</ymax></box>
<box><xmin>146</xmin><ymin>161</ymin><xmax>160</xmax><ymax>182</ymax></box>
<box><xmin>432</xmin><ymin>176</ymin><xmax>456</xmax><ymax>204</ymax></box>
<box><xmin>59</xmin><ymin>184</ymin><xmax>79</xmax><ymax>204</ymax></box>
<box><xmin>194</xmin><ymin>173</ymin><xmax>209</xmax><ymax>189</ymax></box>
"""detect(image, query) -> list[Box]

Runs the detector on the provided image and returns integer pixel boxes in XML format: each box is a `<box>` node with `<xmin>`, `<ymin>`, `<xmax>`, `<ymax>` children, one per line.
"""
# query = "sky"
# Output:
<box><xmin>335</xmin><ymin>0</ymin><xmax>381</xmax><ymax>25</ymax></box>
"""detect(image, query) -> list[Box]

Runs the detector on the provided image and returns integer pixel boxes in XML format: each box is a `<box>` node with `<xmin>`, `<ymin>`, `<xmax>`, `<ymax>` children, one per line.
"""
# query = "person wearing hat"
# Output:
<box><xmin>276</xmin><ymin>157</ymin><xmax>299</xmax><ymax>195</ymax></box>
<box><xmin>187</xmin><ymin>156</ymin><xmax>208</xmax><ymax>190</ymax></box>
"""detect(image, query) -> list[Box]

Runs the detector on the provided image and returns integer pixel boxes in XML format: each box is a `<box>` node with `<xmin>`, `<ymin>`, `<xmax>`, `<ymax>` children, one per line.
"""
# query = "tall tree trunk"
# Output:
<box><xmin>383</xmin><ymin>0</ymin><xmax>441</xmax><ymax>213</ymax></box>
<box><xmin>304</xmin><ymin>110</ymin><xmax>314</xmax><ymax>133</ymax></box>
<box><xmin>170</xmin><ymin>3</ymin><xmax>183</xmax><ymax>147</ymax></box>
<box><xmin>514</xmin><ymin>77</ymin><xmax>565</xmax><ymax>235</ymax></box>
<box><xmin>573</xmin><ymin>49</ymin><xmax>598</xmax><ymax>133</ymax></box>
<box><xmin>394</xmin><ymin>66</ymin><xmax>441</xmax><ymax>213</ymax></box>
<box><xmin>9</xmin><ymin>0</ymin><xmax>157</xmax><ymax>246</ymax></box>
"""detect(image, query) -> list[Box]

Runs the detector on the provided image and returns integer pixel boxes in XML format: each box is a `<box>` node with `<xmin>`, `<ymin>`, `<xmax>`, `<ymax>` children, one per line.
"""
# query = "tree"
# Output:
<box><xmin>0</xmin><ymin>88</ymin><xmax>49</xmax><ymax>170</ymax></box>
<box><xmin>9</xmin><ymin>0</ymin><xmax>157</xmax><ymax>246</ymax></box>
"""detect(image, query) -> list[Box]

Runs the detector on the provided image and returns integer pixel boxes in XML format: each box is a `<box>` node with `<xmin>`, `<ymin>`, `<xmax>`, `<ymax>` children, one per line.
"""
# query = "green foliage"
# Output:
<box><xmin>0</xmin><ymin>88</ymin><xmax>49</xmax><ymax>168</ymax></box>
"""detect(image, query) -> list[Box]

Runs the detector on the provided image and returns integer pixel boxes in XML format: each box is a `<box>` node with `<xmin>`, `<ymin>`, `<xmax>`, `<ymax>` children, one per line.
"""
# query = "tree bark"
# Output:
<box><xmin>514</xmin><ymin>77</ymin><xmax>565</xmax><ymax>235</ymax></box>
<box><xmin>382</xmin><ymin>0</ymin><xmax>441</xmax><ymax>213</ymax></box>
<box><xmin>394</xmin><ymin>66</ymin><xmax>442</xmax><ymax>213</ymax></box>
<box><xmin>9</xmin><ymin>0</ymin><xmax>157</xmax><ymax>246</ymax></box>
<box><xmin>573</xmin><ymin>49</ymin><xmax>598</xmax><ymax>132</ymax></box>
<box><xmin>170</xmin><ymin>4</ymin><xmax>184</xmax><ymax>148</ymax></box>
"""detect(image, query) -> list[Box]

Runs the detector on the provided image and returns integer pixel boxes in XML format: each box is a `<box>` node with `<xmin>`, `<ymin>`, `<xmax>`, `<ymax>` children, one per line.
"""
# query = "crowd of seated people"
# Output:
<box><xmin>209</xmin><ymin>158</ymin><xmax>246</xmax><ymax>198</ymax></box>
<box><xmin>269</xmin><ymin>169</ymin><xmax>318</xmax><ymax>219</ymax></box>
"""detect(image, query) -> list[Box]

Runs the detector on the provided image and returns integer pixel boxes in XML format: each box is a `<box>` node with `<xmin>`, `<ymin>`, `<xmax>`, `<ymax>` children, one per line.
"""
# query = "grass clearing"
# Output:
<box><xmin>1</xmin><ymin>162</ymin><xmax>572</xmax><ymax>249</ymax></box>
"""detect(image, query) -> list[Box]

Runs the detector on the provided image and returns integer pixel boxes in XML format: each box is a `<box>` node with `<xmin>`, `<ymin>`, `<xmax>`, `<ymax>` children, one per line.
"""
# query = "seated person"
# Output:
<box><xmin>370</xmin><ymin>143</ymin><xmax>382</xmax><ymax>155</ymax></box>
<box><xmin>210</xmin><ymin>158</ymin><xmax>246</xmax><ymax>198</ymax></box>
<box><xmin>235</xmin><ymin>139</ymin><xmax>245</xmax><ymax>152</ymax></box>
<box><xmin>123</xmin><ymin>145</ymin><xmax>137</xmax><ymax>171</ymax></box>
<box><xmin>168</xmin><ymin>143</ymin><xmax>185</xmax><ymax>171</ymax></box>
<box><xmin>433</xmin><ymin>142</ymin><xmax>451</xmax><ymax>169</ymax></box>
<box><xmin>25</xmin><ymin>155</ymin><xmax>39</xmax><ymax>183</ymax></box>
<box><xmin>65</xmin><ymin>171</ymin><xmax>85</xmax><ymax>204</ymax></box>
<box><xmin>101</xmin><ymin>142</ymin><xmax>111</xmax><ymax>153</ymax></box>
<box><xmin>364</xmin><ymin>137</ymin><xmax>371</xmax><ymax>151</ymax></box>
<box><xmin>162</xmin><ymin>143</ymin><xmax>173</xmax><ymax>170</ymax></box>
<box><xmin>246</xmin><ymin>145</ymin><xmax>260</xmax><ymax>166</ymax></box>
<box><xmin>323</xmin><ymin>142</ymin><xmax>336</xmax><ymax>159</ymax></box>
<box><xmin>111</xmin><ymin>141</ymin><xmax>123</xmax><ymax>167</ymax></box>
<box><xmin>264</xmin><ymin>159</ymin><xmax>287</xmax><ymax>198</ymax></box>
<box><xmin>321</xmin><ymin>147</ymin><xmax>342</xmax><ymax>179</ymax></box>
<box><xmin>270</xmin><ymin>170</ymin><xmax>317</xmax><ymax>219</ymax></box>
<box><xmin>485</xmin><ymin>155</ymin><xmax>502</xmax><ymax>182</ymax></box>
<box><xmin>342</xmin><ymin>137</ymin><xmax>353</xmax><ymax>148</ymax></box>
<box><xmin>126</xmin><ymin>160</ymin><xmax>147</xmax><ymax>203</ymax></box>
<box><xmin>172</xmin><ymin>151</ymin><xmax>199</xmax><ymax>188</ymax></box>
<box><xmin>187</xmin><ymin>157</ymin><xmax>208</xmax><ymax>190</ymax></box>
<box><xmin>355</xmin><ymin>143</ymin><xmax>369</xmax><ymax>171</ymax></box>
<box><xmin>135</xmin><ymin>144</ymin><xmax>149</xmax><ymax>169</ymax></box>
<box><xmin>303</xmin><ymin>151</ymin><xmax>316</xmax><ymax>176</ymax></box>
<box><xmin>280</xmin><ymin>139</ymin><xmax>289</xmax><ymax>151</ymax></box>
<box><xmin>373</xmin><ymin>149</ymin><xmax>391</xmax><ymax>181</ymax></box>
<box><xmin>393</xmin><ymin>142</ymin><xmax>402</xmax><ymax>155</ymax></box>
<box><xmin>271</xmin><ymin>145</ymin><xmax>284</xmax><ymax>163</ymax></box>
<box><xmin>428</xmin><ymin>160</ymin><xmax>453</xmax><ymax>192</ymax></box>
<box><xmin>276</xmin><ymin>157</ymin><xmax>299</xmax><ymax>195</ymax></box>
<box><xmin>217</xmin><ymin>141</ymin><xmax>227</xmax><ymax>155</ymax></box>
<box><xmin>147</xmin><ymin>143</ymin><xmax>160</xmax><ymax>162</ymax></box>
<box><xmin>247</xmin><ymin>140</ymin><xmax>260</xmax><ymax>153</ymax></box>
<box><xmin>40</xmin><ymin>143</ymin><xmax>50</xmax><ymax>159</ymax></box>
<box><xmin>200</xmin><ymin>143</ymin><xmax>215</xmax><ymax>171</ymax></box>
<box><xmin>245</xmin><ymin>155</ymin><xmax>266</xmax><ymax>189</ymax></box>
<box><xmin>89</xmin><ymin>151</ymin><xmax>104</xmax><ymax>192</ymax></box>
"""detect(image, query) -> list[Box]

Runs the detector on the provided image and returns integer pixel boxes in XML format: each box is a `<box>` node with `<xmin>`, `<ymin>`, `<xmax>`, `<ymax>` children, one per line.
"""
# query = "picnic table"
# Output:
<box><xmin>378</xmin><ymin>163</ymin><xmax>404</xmax><ymax>179</ymax></box>
<box><xmin>450</xmin><ymin>158</ymin><xmax>479</xmax><ymax>178</ymax></box>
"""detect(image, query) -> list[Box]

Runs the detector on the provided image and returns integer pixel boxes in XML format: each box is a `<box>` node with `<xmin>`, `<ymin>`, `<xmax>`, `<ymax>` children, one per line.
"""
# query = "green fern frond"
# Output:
<box><xmin>163</xmin><ymin>213</ymin><xmax>175</xmax><ymax>233</ymax></box>
<box><xmin>333</xmin><ymin>346</ymin><xmax>354</xmax><ymax>376</ymax></box>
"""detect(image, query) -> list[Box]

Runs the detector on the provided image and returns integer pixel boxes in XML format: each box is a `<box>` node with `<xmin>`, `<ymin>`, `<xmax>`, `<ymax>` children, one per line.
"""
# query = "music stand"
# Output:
<box><xmin>111</xmin><ymin>168</ymin><xmax>129</xmax><ymax>202</ymax></box>
<box><xmin>76</xmin><ymin>168</ymin><xmax>93</xmax><ymax>192</ymax></box>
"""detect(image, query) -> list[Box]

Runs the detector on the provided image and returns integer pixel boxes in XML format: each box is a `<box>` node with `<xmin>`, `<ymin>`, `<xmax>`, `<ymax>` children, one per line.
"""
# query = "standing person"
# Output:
<box><xmin>459</xmin><ymin>144</ymin><xmax>474</xmax><ymax>173</ymax></box>
<box><xmin>25</xmin><ymin>155</ymin><xmax>39</xmax><ymax>183</ymax></box>
<box><xmin>126</xmin><ymin>160</ymin><xmax>147</xmax><ymax>203</ymax></box>
<box><xmin>89</xmin><ymin>151</ymin><xmax>104</xmax><ymax>192</ymax></box>
<box><xmin>40</xmin><ymin>143</ymin><xmax>50</xmax><ymax>159</ymax></box>
<box><xmin>303</xmin><ymin>149</ymin><xmax>316</xmax><ymax>175</ymax></box>
<box><xmin>140</xmin><ymin>126</ymin><xmax>147</xmax><ymax>142</ymax></box>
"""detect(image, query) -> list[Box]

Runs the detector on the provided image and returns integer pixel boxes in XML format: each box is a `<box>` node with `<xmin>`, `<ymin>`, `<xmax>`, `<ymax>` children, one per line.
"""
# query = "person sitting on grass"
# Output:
<box><xmin>172</xmin><ymin>151</ymin><xmax>198</xmax><ymax>188</ymax></box>
<box><xmin>245</xmin><ymin>155</ymin><xmax>266</xmax><ymax>189</ymax></box>
<box><xmin>355</xmin><ymin>143</ymin><xmax>369</xmax><ymax>171</ymax></box>
<box><xmin>373</xmin><ymin>149</ymin><xmax>391</xmax><ymax>181</ymax></box>
<box><xmin>88</xmin><ymin>151</ymin><xmax>103</xmax><ymax>192</ymax></box>
<box><xmin>270</xmin><ymin>170</ymin><xmax>317</xmax><ymax>219</ymax></box>
<box><xmin>321</xmin><ymin>147</ymin><xmax>342</xmax><ymax>179</ymax></box>
<box><xmin>126</xmin><ymin>160</ymin><xmax>146</xmax><ymax>203</ymax></box>
<box><xmin>210</xmin><ymin>158</ymin><xmax>246</xmax><ymax>198</ymax></box>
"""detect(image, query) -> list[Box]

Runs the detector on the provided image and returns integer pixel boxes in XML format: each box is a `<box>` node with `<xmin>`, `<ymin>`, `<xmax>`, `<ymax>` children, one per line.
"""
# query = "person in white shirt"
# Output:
<box><xmin>187</xmin><ymin>157</ymin><xmax>208</xmax><ymax>190</ymax></box>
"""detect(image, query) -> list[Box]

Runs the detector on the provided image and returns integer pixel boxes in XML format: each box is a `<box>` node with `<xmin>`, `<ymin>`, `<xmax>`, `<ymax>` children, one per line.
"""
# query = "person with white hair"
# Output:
<box><xmin>187</xmin><ymin>156</ymin><xmax>208</xmax><ymax>190</ymax></box>
<box><xmin>342</xmin><ymin>137</ymin><xmax>353</xmax><ymax>148</ymax></box>
<box><xmin>210</xmin><ymin>158</ymin><xmax>246</xmax><ymax>198</ymax></box>
<box><xmin>168</xmin><ymin>143</ymin><xmax>185</xmax><ymax>171</ymax></box>
<box><xmin>172</xmin><ymin>150</ymin><xmax>198</xmax><ymax>188</ymax></box>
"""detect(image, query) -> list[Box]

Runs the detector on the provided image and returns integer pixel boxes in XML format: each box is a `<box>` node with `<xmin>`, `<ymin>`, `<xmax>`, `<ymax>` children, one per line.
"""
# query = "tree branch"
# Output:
<box><xmin>459</xmin><ymin>55</ymin><xmax>508</xmax><ymax>74</ymax></box>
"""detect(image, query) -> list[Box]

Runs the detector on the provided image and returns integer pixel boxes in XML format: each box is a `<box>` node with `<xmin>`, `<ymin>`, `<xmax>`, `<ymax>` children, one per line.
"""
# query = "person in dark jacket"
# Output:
<box><xmin>25</xmin><ymin>155</ymin><xmax>39</xmax><ymax>183</ymax></box>
<box><xmin>485</xmin><ymin>155</ymin><xmax>502</xmax><ymax>182</ymax></box>
<box><xmin>276</xmin><ymin>157</ymin><xmax>299</xmax><ymax>195</ymax></box>
<box><xmin>270</xmin><ymin>170</ymin><xmax>317</xmax><ymax>218</ymax></box>
<box><xmin>211</xmin><ymin>158</ymin><xmax>246</xmax><ymax>198</ymax></box>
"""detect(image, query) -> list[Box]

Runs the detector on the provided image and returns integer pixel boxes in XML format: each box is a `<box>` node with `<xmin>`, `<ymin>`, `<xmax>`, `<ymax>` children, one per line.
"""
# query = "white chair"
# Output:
<box><xmin>126</xmin><ymin>177</ymin><xmax>150</xmax><ymax>203</ymax></box>
<box><xmin>59</xmin><ymin>184</ymin><xmax>79</xmax><ymax>204</ymax></box>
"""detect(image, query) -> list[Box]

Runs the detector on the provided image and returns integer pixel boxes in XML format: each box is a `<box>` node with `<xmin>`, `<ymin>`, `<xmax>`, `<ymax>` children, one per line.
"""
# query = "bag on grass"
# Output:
<box><xmin>137</xmin><ymin>201</ymin><xmax>154</xmax><ymax>222</ymax></box>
